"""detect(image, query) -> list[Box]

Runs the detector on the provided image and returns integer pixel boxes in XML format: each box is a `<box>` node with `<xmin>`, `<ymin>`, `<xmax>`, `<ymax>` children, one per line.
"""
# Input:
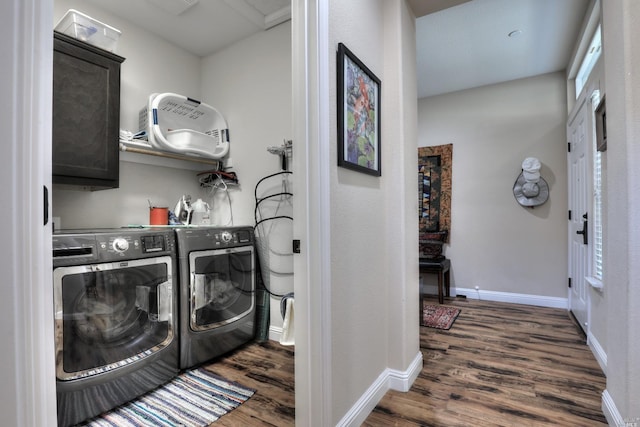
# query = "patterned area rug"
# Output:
<box><xmin>422</xmin><ymin>304</ymin><xmax>461</xmax><ymax>330</ymax></box>
<box><xmin>82</xmin><ymin>368</ymin><xmax>255</xmax><ymax>427</ymax></box>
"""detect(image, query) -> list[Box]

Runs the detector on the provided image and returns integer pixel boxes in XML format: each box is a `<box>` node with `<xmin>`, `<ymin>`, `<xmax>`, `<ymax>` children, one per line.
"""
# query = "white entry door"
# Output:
<box><xmin>567</xmin><ymin>94</ymin><xmax>590</xmax><ymax>333</ymax></box>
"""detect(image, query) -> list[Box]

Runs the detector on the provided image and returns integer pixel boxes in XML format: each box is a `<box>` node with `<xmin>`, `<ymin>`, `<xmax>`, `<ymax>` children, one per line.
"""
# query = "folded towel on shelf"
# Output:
<box><xmin>119</xmin><ymin>129</ymin><xmax>152</xmax><ymax>148</ymax></box>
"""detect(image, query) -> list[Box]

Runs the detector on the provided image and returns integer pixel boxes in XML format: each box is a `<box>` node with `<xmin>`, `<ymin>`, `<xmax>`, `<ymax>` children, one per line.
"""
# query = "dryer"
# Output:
<box><xmin>52</xmin><ymin>228</ymin><xmax>179</xmax><ymax>427</ymax></box>
<box><xmin>174</xmin><ymin>226</ymin><xmax>256</xmax><ymax>369</ymax></box>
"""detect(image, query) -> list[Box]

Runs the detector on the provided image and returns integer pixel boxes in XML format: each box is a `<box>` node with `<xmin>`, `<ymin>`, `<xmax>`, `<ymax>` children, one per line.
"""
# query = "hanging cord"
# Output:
<box><xmin>254</xmin><ymin>171</ymin><xmax>292</xmax><ymax>201</ymax></box>
<box><xmin>215</xmin><ymin>181</ymin><xmax>234</xmax><ymax>226</ymax></box>
<box><xmin>197</xmin><ymin>170</ymin><xmax>238</xmax><ymax>226</ymax></box>
<box><xmin>255</xmin><ymin>171</ymin><xmax>293</xmax><ymax>236</ymax></box>
<box><xmin>255</xmin><ymin>194</ymin><xmax>293</xmax><ymax>224</ymax></box>
<box><xmin>255</xmin><ymin>256</ymin><xmax>288</xmax><ymax>298</ymax></box>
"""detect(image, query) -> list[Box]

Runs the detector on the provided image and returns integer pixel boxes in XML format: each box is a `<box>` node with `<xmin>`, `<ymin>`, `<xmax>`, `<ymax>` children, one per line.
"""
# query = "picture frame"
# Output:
<box><xmin>337</xmin><ymin>43</ymin><xmax>381</xmax><ymax>176</ymax></box>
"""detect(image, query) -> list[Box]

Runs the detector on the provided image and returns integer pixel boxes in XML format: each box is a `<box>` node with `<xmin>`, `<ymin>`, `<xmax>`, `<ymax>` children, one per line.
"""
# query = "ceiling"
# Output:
<box><xmin>415</xmin><ymin>0</ymin><xmax>590</xmax><ymax>98</ymax></box>
<box><xmin>87</xmin><ymin>0</ymin><xmax>590</xmax><ymax>99</ymax></box>
<box><xmin>86</xmin><ymin>0</ymin><xmax>291</xmax><ymax>57</ymax></box>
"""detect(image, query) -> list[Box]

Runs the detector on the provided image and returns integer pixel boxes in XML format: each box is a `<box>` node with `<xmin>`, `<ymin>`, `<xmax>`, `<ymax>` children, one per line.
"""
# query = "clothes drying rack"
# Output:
<box><xmin>253</xmin><ymin>170</ymin><xmax>293</xmax><ymax>341</ymax></box>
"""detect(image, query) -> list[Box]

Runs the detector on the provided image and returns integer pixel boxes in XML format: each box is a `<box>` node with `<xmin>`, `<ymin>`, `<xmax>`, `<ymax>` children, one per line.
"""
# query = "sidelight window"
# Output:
<box><xmin>589</xmin><ymin>89</ymin><xmax>604</xmax><ymax>286</ymax></box>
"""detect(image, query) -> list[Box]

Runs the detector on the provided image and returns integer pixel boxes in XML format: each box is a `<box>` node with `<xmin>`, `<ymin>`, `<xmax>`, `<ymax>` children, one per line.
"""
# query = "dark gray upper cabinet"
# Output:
<box><xmin>53</xmin><ymin>31</ymin><xmax>125</xmax><ymax>190</ymax></box>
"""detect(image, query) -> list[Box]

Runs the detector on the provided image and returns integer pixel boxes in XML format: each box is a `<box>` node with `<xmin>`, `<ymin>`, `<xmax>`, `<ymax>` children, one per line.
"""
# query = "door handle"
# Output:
<box><xmin>576</xmin><ymin>212</ymin><xmax>588</xmax><ymax>245</ymax></box>
<box><xmin>43</xmin><ymin>185</ymin><xmax>49</xmax><ymax>226</ymax></box>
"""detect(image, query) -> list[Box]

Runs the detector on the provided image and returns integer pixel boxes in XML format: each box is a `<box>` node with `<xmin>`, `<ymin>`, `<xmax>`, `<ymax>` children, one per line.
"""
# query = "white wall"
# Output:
<box><xmin>382</xmin><ymin>0</ymin><xmax>420</xmax><ymax>375</ymax></box>
<box><xmin>52</xmin><ymin>0</ymin><xmax>294</xmax><ymax>331</ymax></box>
<box><xmin>200</xmin><ymin>22</ymin><xmax>293</xmax><ymax>331</ymax></box>
<box><xmin>329</xmin><ymin>1</ymin><xmax>388</xmax><ymax>418</ymax></box>
<box><xmin>418</xmin><ymin>72</ymin><xmax>569</xmax><ymax>299</ymax></box>
<box><xmin>1</xmin><ymin>1</ymin><xmax>57</xmax><ymax>425</ymax></box>
<box><xmin>52</xmin><ymin>0</ymin><xmax>204</xmax><ymax>227</ymax></box>
<box><xmin>329</xmin><ymin>0</ymin><xmax>419</xmax><ymax>423</ymax></box>
<box><xmin>601</xmin><ymin>0</ymin><xmax>640</xmax><ymax>423</ymax></box>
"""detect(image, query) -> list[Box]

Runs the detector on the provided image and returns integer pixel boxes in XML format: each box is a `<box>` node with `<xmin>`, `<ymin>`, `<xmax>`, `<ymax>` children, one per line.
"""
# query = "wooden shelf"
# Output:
<box><xmin>119</xmin><ymin>143</ymin><xmax>223</xmax><ymax>171</ymax></box>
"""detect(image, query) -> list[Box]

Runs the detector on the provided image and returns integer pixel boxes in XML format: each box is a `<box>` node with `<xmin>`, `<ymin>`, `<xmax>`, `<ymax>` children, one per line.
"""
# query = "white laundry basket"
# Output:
<box><xmin>139</xmin><ymin>93</ymin><xmax>230</xmax><ymax>159</ymax></box>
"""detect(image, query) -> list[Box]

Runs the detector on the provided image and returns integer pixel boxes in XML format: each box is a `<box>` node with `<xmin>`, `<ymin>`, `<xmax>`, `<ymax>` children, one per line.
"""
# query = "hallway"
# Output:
<box><xmin>365</xmin><ymin>296</ymin><xmax>606</xmax><ymax>426</ymax></box>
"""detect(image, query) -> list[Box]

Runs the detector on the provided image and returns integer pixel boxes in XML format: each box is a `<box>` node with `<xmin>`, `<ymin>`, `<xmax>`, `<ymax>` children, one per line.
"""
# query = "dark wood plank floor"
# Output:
<box><xmin>202</xmin><ymin>339</ymin><xmax>295</xmax><ymax>426</ymax></box>
<box><xmin>204</xmin><ymin>296</ymin><xmax>607</xmax><ymax>426</ymax></box>
<box><xmin>364</xmin><ymin>296</ymin><xmax>607</xmax><ymax>426</ymax></box>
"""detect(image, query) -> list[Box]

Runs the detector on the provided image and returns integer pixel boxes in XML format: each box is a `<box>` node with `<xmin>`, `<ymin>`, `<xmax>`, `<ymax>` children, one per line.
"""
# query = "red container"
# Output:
<box><xmin>149</xmin><ymin>207</ymin><xmax>168</xmax><ymax>225</ymax></box>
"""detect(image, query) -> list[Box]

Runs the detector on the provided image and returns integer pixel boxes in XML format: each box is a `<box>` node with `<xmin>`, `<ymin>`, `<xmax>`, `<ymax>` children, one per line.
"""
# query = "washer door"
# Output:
<box><xmin>189</xmin><ymin>246</ymin><xmax>255</xmax><ymax>331</ymax></box>
<box><xmin>53</xmin><ymin>256</ymin><xmax>174</xmax><ymax>381</ymax></box>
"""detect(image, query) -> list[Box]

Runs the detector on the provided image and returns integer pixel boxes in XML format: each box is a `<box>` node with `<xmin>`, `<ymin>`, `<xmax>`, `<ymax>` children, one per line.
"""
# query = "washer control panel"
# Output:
<box><xmin>98</xmin><ymin>235</ymin><xmax>141</xmax><ymax>257</ymax></box>
<box><xmin>112</xmin><ymin>237</ymin><xmax>130</xmax><ymax>252</ymax></box>
<box><xmin>53</xmin><ymin>229</ymin><xmax>176</xmax><ymax>265</ymax></box>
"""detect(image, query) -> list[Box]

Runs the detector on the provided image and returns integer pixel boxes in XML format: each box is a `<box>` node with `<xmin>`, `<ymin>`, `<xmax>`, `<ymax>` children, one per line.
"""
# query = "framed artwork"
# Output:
<box><xmin>337</xmin><ymin>43</ymin><xmax>381</xmax><ymax>176</ymax></box>
<box><xmin>418</xmin><ymin>144</ymin><xmax>453</xmax><ymax>239</ymax></box>
<box><xmin>419</xmin><ymin>156</ymin><xmax>441</xmax><ymax>227</ymax></box>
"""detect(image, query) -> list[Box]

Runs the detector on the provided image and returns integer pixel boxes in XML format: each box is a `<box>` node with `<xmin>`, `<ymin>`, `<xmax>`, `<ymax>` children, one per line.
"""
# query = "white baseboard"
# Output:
<box><xmin>454</xmin><ymin>287</ymin><xmax>568</xmax><ymax>309</ymax></box>
<box><xmin>587</xmin><ymin>331</ymin><xmax>607</xmax><ymax>374</ymax></box>
<box><xmin>602</xmin><ymin>389</ymin><xmax>625</xmax><ymax>426</ymax></box>
<box><xmin>336</xmin><ymin>351</ymin><xmax>423</xmax><ymax>427</ymax></box>
<box><xmin>268</xmin><ymin>325</ymin><xmax>283</xmax><ymax>342</ymax></box>
<box><xmin>387</xmin><ymin>351</ymin><xmax>423</xmax><ymax>392</ymax></box>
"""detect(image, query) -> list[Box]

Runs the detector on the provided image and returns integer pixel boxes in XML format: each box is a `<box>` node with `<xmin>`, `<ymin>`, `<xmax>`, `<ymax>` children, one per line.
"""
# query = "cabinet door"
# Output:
<box><xmin>53</xmin><ymin>33</ymin><xmax>124</xmax><ymax>189</ymax></box>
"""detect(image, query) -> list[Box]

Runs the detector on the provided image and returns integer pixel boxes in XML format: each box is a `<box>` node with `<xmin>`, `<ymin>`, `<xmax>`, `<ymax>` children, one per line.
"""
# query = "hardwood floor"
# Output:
<box><xmin>364</xmin><ymin>296</ymin><xmax>607</xmax><ymax>426</ymax></box>
<box><xmin>204</xmin><ymin>297</ymin><xmax>607</xmax><ymax>426</ymax></box>
<box><xmin>202</xmin><ymin>339</ymin><xmax>295</xmax><ymax>426</ymax></box>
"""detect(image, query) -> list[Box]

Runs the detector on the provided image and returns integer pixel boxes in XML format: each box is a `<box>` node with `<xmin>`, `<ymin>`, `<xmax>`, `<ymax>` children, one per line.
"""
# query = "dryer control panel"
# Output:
<box><xmin>175</xmin><ymin>226</ymin><xmax>254</xmax><ymax>252</ymax></box>
<box><xmin>212</xmin><ymin>228</ymin><xmax>253</xmax><ymax>247</ymax></box>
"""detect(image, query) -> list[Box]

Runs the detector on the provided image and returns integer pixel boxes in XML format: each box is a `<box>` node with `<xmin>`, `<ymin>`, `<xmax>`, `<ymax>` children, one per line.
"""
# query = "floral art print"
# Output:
<box><xmin>337</xmin><ymin>43</ymin><xmax>381</xmax><ymax>176</ymax></box>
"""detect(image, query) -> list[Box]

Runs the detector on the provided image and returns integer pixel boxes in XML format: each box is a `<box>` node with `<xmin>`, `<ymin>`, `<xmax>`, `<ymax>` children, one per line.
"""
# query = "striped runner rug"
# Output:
<box><xmin>82</xmin><ymin>368</ymin><xmax>255</xmax><ymax>427</ymax></box>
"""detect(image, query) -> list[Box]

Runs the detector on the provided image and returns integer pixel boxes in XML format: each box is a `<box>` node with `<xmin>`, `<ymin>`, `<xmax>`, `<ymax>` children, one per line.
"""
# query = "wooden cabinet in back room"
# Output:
<box><xmin>53</xmin><ymin>31</ymin><xmax>125</xmax><ymax>189</ymax></box>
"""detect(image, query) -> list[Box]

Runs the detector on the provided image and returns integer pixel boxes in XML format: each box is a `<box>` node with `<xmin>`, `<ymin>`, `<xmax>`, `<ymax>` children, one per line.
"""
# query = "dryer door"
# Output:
<box><xmin>189</xmin><ymin>246</ymin><xmax>255</xmax><ymax>331</ymax></box>
<box><xmin>53</xmin><ymin>256</ymin><xmax>175</xmax><ymax>381</ymax></box>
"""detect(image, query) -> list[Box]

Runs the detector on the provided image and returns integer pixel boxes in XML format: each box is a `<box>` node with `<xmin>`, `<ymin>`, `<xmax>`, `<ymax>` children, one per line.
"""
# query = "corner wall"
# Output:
<box><xmin>601</xmin><ymin>0</ymin><xmax>640</xmax><ymax>423</ymax></box>
<box><xmin>329</xmin><ymin>0</ymin><xmax>388</xmax><ymax>420</ymax></box>
<box><xmin>52</xmin><ymin>0</ymin><xmax>203</xmax><ymax>227</ymax></box>
<box><xmin>329</xmin><ymin>0</ymin><xmax>419</xmax><ymax>424</ymax></box>
<box><xmin>51</xmin><ymin>0</ymin><xmax>292</xmax><ymax>253</ymax></box>
<box><xmin>200</xmin><ymin>22</ymin><xmax>293</xmax><ymax>331</ymax></box>
<box><xmin>417</xmin><ymin>72</ymin><xmax>569</xmax><ymax>300</ymax></box>
<box><xmin>382</xmin><ymin>0</ymin><xmax>420</xmax><ymax>374</ymax></box>
<box><xmin>52</xmin><ymin>0</ymin><xmax>294</xmax><ymax>332</ymax></box>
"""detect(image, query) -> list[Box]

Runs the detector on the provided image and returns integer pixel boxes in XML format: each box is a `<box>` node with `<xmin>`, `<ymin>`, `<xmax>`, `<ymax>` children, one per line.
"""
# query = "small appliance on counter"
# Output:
<box><xmin>191</xmin><ymin>198</ymin><xmax>211</xmax><ymax>225</ymax></box>
<box><xmin>174</xmin><ymin>194</ymin><xmax>193</xmax><ymax>225</ymax></box>
<box><xmin>172</xmin><ymin>195</ymin><xmax>211</xmax><ymax>225</ymax></box>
